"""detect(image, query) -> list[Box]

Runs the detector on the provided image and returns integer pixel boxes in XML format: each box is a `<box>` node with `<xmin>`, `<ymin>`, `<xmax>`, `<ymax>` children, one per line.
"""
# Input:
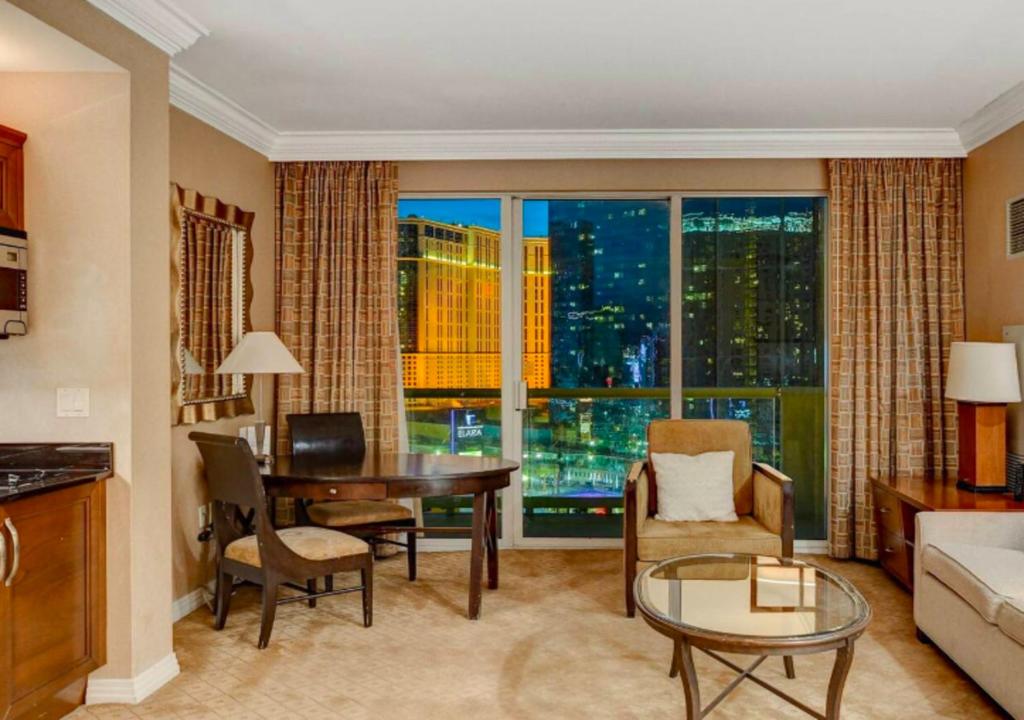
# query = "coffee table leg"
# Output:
<box><xmin>485</xmin><ymin>489</ymin><xmax>498</xmax><ymax>590</ymax></box>
<box><xmin>468</xmin><ymin>491</ymin><xmax>486</xmax><ymax>620</ymax></box>
<box><xmin>784</xmin><ymin>656</ymin><xmax>796</xmax><ymax>679</ymax></box>
<box><xmin>825</xmin><ymin>641</ymin><xmax>855</xmax><ymax>719</ymax></box>
<box><xmin>674</xmin><ymin>637</ymin><xmax>702</xmax><ymax>719</ymax></box>
<box><xmin>669</xmin><ymin>638</ymin><xmax>680</xmax><ymax>677</ymax></box>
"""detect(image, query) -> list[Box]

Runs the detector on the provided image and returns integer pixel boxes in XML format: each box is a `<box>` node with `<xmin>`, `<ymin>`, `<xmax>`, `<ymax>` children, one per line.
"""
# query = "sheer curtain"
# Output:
<box><xmin>828</xmin><ymin>158</ymin><xmax>964</xmax><ymax>559</ymax></box>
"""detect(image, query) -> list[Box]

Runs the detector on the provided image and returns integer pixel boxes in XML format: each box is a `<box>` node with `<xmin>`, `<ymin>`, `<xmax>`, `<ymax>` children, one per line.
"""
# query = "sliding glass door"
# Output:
<box><xmin>397</xmin><ymin>193</ymin><xmax>827</xmax><ymax>546</ymax></box>
<box><xmin>518</xmin><ymin>198</ymin><xmax>670</xmax><ymax>538</ymax></box>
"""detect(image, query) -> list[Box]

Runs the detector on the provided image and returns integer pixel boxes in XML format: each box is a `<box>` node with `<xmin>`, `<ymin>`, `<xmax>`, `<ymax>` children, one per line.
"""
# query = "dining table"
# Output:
<box><xmin>260</xmin><ymin>452</ymin><xmax>519</xmax><ymax>620</ymax></box>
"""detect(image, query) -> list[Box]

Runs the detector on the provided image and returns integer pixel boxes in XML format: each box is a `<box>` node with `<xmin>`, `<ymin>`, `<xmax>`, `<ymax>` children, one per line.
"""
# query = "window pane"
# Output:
<box><xmin>681</xmin><ymin>197</ymin><xmax>826</xmax><ymax>538</ymax></box>
<box><xmin>397</xmin><ymin>198</ymin><xmax>503</xmax><ymax>532</ymax></box>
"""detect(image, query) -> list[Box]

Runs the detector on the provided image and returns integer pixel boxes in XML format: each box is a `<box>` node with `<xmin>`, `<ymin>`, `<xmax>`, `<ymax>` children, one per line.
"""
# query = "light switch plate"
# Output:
<box><xmin>57</xmin><ymin>387</ymin><xmax>90</xmax><ymax>417</ymax></box>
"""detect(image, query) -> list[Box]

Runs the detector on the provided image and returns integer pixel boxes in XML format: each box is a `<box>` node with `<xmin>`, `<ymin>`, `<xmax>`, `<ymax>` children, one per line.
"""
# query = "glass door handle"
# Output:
<box><xmin>515</xmin><ymin>381</ymin><xmax>529</xmax><ymax>411</ymax></box>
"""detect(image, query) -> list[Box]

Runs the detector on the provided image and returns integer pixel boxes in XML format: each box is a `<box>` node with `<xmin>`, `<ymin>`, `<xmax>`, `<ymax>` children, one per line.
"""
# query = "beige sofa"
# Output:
<box><xmin>915</xmin><ymin>512</ymin><xmax>1024</xmax><ymax>718</ymax></box>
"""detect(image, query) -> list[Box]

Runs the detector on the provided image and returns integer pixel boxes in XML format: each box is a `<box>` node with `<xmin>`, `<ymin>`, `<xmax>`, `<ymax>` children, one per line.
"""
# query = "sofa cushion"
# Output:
<box><xmin>922</xmin><ymin>541</ymin><xmax>1024</xmax><ymax>623</ymax></box>
<box><xmin>224</xmin><ymin>526</ymin><xmax>367</xmax><ymax>568</ymax></box>
<box><xmin>997</xmin><ymin>597</ymin><xmax>1024</xmax><ymax>647</ymax></box>
<box><xmin>637</xmin><ymin>515</ymin><xmax>781</xmax><ymax>561</ymax></box>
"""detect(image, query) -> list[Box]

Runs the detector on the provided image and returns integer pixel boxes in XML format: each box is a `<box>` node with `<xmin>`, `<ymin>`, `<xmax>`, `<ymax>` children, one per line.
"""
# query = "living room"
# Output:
<box><xmin>1</xmin><ymin>1</ymin><xmax>1024</xmax><ymax>718</ymax></box>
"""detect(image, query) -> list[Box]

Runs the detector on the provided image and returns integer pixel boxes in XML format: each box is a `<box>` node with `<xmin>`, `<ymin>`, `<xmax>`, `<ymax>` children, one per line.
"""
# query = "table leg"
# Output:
<box><xmin>825</xmin><ymin>641</ymin><xmax>855</xmax><ymax>719</ymax></box>
<box><xmin>675</xmin><ymin>637</ymin><xmax>702</xmax><ymax>719</ymax></box>
<box><xmin>485</xmin><ymin>489</ymin><xmax>498</xmax><ymax>590</ymax></box>
<box><xmin>468</xmin><ymin>491</ymin><xmax>486</xmax><ymax>620</ymax></box>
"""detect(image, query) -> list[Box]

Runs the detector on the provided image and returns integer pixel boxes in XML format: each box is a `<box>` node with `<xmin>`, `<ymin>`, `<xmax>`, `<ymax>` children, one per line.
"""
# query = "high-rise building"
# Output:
<box><xmin>398</xmin><ymin>218</ymin><xmax>551</xmax><ymax>389</ymax></box>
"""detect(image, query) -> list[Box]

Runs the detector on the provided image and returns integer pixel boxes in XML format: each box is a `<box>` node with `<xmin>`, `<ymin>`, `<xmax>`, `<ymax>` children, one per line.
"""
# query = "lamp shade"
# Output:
<box><xmin>182</xmin><ymin>348</ymin><xmax>205</xmax><ymax>375</ymax></box>
<box><xmin>215</xmin><ymin>332</ymin><xmax>304</xmax><ymax>375</ymax></box>
<box><xmin>946</xmin><ymin>342</ymin><xmax>1021</xmax><ymax>403</ymax></box>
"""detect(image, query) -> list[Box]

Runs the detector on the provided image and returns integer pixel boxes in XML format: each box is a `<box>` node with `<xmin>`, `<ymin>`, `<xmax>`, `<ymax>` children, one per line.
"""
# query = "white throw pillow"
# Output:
<box><xmin>651</xmin><ymin>450</ymin><xmax>738</xmax><ymax>522</ymax></box>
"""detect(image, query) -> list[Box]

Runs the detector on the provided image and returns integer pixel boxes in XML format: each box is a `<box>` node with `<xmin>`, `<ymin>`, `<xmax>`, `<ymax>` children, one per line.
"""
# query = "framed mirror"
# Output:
<box><xmin>171</xmin><ymin>183</ymin><xmax>255</xmax><ymax>424</ymax></box>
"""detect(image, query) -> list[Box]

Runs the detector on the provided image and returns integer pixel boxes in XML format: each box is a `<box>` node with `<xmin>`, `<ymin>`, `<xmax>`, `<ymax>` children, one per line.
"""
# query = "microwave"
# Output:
<box><xmin>0</xmin><ymin>234</ymin><xmax>27</xmax><ymax>337</ymax></box>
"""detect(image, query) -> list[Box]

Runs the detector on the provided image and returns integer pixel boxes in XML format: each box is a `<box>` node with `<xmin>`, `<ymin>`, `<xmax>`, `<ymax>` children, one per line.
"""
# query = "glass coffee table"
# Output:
<box><xmin>635</xmin><ymin>553</ymin><xmax>871</xmax><ymax>720</ymax></box>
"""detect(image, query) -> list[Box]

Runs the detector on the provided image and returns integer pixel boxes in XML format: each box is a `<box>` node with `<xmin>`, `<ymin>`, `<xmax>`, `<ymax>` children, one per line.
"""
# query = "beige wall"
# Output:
<box><xmin>965</xmin><ymin>121</ymin><xmax>1024</xmax><ymax>342</ymax></box>
<box><xmin>169</xmin><ymin>107</ymin><xmax>273</xmax><ymax>599</ymax></box>
<box><xmin>9</xmin><ymin>0</ymin><xmax>172</xmax><ymax>681</ymax></box>
<box><xmin>397</xmin><ymin>158</ymin><xmax>827</xmax><ymax>192</ymax></box>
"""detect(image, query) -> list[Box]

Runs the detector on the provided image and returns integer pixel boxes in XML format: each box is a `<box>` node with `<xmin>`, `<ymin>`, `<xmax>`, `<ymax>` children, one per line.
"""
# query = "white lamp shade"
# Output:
<box><xmin>182</xmin><ymin>348</ymin><xmax>204</xmax><ymax>375</ymax></box>
<box><xmin>215</xmin><ymin>332</ymin><xmax>304</xmax><ymax>375</ymax></box>
<box><xmin>946</xmin><ymin>342</ymin><xmax>1021</xmax><ymax>403</ymax></box>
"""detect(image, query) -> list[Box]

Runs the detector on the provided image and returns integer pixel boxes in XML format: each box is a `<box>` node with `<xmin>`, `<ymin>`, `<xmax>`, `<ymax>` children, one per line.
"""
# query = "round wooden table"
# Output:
<box><xmin>261</xmin><ymin>452</ymin><xmax>519</xmax><ymax>619</ymax></box>
<box><xmin>634</xmin><ymin>553</ymin><xmax>871</xmax><ymax>719</ymax></box>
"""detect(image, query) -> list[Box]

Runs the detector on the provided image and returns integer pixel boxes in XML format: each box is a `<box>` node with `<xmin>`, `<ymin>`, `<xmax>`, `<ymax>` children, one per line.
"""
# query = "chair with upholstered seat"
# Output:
<box><xmin>288</xmin><ymin>412</ymin><xmax>418</xmax><ymax>581</ymax></box>
<box><xmin>623</xmin><ymin>419</ymin><xmax>794</xmax><ymax>618</ymax></box>
<box><xmin>190</xmin><ymin>431</ymin><xmax>373</xmax><ymax>649</ymax></box>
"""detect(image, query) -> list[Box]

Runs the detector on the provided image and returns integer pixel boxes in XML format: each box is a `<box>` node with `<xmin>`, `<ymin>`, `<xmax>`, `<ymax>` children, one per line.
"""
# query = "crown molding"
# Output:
<box><xmin>958</xmin><ymin>81</ymin><xmax>1024</xmax><ymax>153</ymax></box>
<box><xmin>170</xmin><ymin>64</ymin><xmax>276</xmax><ymax>156</ymax></box>
<box><xmin>267</xmin><ymin>127</ymin><xmax>966</xmax><ymax>160</ymax></box>
<box><xmin>86</xmin><ymin>0</ymin><xmax>208</xmax><ymax>55</ymax></box>
<box><xmin>169</xmin><ymin>62</ymin><xmax>967</xmax><ymax>160</ymax></box>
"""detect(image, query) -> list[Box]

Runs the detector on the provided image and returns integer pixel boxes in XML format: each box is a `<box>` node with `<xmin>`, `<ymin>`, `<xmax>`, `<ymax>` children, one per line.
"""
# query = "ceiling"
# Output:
<box><xmin>86</xmin><ymin>0</ymin><xmax>1024</xmax><ymax>158</ymax></box>
<box><xmin>171</xmin><ymin>0</ymin><xmax>1024</xmax><ymax>134</ymax></box>
<box><xmin>0</xmin><ymin>1</ymin><xmax>120</xmax><ymax>72</ymax></box>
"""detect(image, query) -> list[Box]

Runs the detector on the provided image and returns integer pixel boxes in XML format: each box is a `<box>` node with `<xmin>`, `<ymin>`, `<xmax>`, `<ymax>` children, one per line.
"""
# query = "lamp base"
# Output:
<box><xmin>956</xmin><ymin>479</ymin><xmax>1008</xmax><ymax>494</ymax></box>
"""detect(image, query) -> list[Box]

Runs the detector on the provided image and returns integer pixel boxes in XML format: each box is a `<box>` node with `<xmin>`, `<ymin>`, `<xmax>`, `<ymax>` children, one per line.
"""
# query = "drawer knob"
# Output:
<box><xmin>879</xmin><ymin>507</ymin><xmax>889</xmax><ymax>514</ymax></box>
<box><xmin>883</xmin><ymin>547</ymin><xmax>895</xmax><ymax>554</ymax></box>
<box><xmin>329</xmin><ymin>488</ymin><xmax>338</xmax><ymax>495</ymax></box>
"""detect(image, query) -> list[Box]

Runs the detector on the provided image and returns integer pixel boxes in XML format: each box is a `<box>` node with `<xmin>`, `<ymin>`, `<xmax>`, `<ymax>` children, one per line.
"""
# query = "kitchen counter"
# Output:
<box><xmin>0</xmin><ymin>442</ymin><xmax>112</xmax><ymax>502</ymax></box>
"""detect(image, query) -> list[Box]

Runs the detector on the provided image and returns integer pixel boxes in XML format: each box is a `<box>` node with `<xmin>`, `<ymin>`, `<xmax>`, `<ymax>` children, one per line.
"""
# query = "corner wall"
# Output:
<box><xmin>169</xmin><ymin>107</ymin><xmax>273</xmax><ymax>600</ymax></box>
<box><xmin>964</xmin><ymin>121</ymin><xmax>1024</xmax><ymax>341</ymax></box>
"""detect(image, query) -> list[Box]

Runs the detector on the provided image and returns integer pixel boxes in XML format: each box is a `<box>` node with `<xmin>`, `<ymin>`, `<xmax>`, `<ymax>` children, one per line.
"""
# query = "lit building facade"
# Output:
<box><xmin>398</xmin><ymin>218</ymin><xmax>551</xmax><ymax>389</ymax></box>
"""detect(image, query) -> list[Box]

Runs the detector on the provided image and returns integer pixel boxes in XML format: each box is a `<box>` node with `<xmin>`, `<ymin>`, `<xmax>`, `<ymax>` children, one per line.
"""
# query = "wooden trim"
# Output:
<box><xmin>170</xmin><ymin>183</ymin><xmax>256</xmax><ymax>425</ymax></box>
<box><xmin>623</xmin><ymin>461</ymin><xmax>644</xmax><ymax>617</ymax></box>
<box><xmin>754</xmin><ymin>462</ymin><xmax>795</xmax><ymax>558</ymax></box>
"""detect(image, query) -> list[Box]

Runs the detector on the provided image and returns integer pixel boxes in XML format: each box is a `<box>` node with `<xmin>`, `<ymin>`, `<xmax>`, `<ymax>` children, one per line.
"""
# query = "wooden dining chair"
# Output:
<box><xmin>288</xmin><ymin>412</ymin><xmax>418</xmax><ymax>581</ymax></box>
<box><xmin>190</xmin><ymin>431</ymin><xmax>373</xmax><ymax>649</ymax></box>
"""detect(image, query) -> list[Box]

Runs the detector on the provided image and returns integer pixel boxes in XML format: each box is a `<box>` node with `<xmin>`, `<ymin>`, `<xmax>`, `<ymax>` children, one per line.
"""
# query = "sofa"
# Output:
<box><xmin>623</xmin><ymin>419</ymin><xmax>794</xmax><ymax>617</ymax></box>
<box><xmin>915</xmin><ymin>511</ymin><xmax>1024</xmax><ymax>718</ymax></box>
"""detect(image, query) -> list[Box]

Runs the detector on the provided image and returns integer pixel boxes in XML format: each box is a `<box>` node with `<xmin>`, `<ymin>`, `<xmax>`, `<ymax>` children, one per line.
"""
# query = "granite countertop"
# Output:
<box><xmin>0</xmin><ymin>442</ymin><xmax>113</xmax><ymax>502</ymax></box>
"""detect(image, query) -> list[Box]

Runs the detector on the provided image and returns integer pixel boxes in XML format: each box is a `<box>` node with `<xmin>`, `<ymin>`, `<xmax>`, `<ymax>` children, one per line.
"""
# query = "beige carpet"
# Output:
<box><xmin>73</xmin><ymin>550</ymin><xmax>1007</xmax><ymax>719</ymax></box>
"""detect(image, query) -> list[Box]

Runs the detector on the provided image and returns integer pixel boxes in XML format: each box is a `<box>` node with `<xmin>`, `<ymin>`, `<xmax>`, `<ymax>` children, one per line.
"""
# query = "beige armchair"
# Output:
<box><xmin>623</xmin><ymin>419</ymin><xmax>794</xmax><ymax>617</ymax></box>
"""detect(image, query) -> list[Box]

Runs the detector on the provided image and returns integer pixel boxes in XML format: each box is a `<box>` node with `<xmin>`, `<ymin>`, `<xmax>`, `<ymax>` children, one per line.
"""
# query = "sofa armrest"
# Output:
<box><xmin>752</xmin><ymin>462</ymin><xmax>794</xmax><ymax>557</ymax></box>
<box><xmin>915</xmin><ymin>511</ymin><xmax>1024</xmax><ymax>598</ymax></box>
<box><xmin>624</xmin><ymin>461</ymin><xmax>649</xmax><ymax>537</ymax></box>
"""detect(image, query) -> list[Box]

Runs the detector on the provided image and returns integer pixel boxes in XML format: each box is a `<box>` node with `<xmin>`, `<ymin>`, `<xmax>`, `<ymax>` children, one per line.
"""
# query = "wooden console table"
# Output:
<box><xmin>871</xmin><ymin>475</ymin><xmax>1024</xmax><ymax>591</ymax></box>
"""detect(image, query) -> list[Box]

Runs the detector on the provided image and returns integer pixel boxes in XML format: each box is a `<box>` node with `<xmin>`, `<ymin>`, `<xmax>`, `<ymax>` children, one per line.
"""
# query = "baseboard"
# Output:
<box><xmin>795</xmin><ymin>539</ymin><xmax>828</xmax><ymax>554</ymax></box>
<box><xmin>171</xmin><ymin>587</ymin><xmax>207</xmax><ymax>623</ymax></box>
<box><xmin>85</xmin><ymin>652</ymin><xmax>180</xmax><ymax>705</ymax></box>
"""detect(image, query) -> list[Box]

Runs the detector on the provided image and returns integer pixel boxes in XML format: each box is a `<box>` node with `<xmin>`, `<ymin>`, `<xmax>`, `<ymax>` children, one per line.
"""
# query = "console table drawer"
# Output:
<box><xmin>874</xmin><ymin>487</ymin><xmax>904</xmax><ymax>536</ymax></box>
<box><xmin>879</xmin><ymin>530</ymin><xmax>912</xmax><ymax>588</ymax></box>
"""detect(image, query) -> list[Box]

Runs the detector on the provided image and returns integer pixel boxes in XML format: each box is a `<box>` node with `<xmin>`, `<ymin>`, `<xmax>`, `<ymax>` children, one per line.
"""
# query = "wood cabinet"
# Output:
<box><xmin>871</xmin><ymin>475</ymin><xmax>1024</xmax><ymax>592</ymax></box>
<box><xmin>0</xmin><ymin>124</ymin><xmax>27</xmax><ymax>233</ymax></box>
<box><xmin>0</xmin><ymin>480</ymin><xmax>106</xmax><ymax>719</ymax></box>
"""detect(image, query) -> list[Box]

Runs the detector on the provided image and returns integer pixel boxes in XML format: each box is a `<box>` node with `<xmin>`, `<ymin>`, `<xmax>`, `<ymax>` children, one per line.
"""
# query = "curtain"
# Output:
<box><xmin>274</xmin><ymin>161</ymin><xmax>401</xmax><ymax>458</ymax></box>
<box><xmin>182</xmin><ymin>213</ymin><xmax>235</xmax><ymax>399</ymax></box>
<box><xmin>828</xmin><ymin>158</ymin><xmax>964</xmax><ymax>559</ymax></box>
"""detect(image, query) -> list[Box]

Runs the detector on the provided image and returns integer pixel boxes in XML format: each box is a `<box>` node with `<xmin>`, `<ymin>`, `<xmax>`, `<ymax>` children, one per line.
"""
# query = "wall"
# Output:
<box><xmin>964</xmin><ymin>121</ymin><xmax>1024</xmax><ymax>341</ymax></box>
<box><xmin>169</xmin><ymin>107</ymin><xmax>273</xmax><ymax>600</ymax></box>
<box><xmin>397</xmin><ymin>158</ymin><xmax>827</xmax><ymax>192</ymax></box>
<box><xmin>8</xmin><ymin>0</ymin><xmax>173</xmax><ymax>684</ymax></box>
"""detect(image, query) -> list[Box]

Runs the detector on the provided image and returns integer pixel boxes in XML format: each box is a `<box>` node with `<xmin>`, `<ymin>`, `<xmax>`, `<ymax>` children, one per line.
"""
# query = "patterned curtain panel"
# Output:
<box><xmin>182</xmin><ymin>214</ymin><xmax>235</xmax><ymax>399</ymax></box>
<box><xmin>273</xmin><ymin>161</ymin><xmax>401</xmax><ymax>458</ymax></box>
<box><xmin>828</xmin><ymin>158</ymin><xmax>964</xmax><ymax>560</ymax></box>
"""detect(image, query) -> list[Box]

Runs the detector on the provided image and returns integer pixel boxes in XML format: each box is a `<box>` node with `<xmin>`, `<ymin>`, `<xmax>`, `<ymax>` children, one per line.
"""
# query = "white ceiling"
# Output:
<box><xmin>172</xmin><ymin>0</ymin><xmax>1024</xmax><ymax>135</ymax></box>
<box><xmin>0</xmin><ymin>1</ymin><xmax>120</xmax><ymax>72</ymax></box>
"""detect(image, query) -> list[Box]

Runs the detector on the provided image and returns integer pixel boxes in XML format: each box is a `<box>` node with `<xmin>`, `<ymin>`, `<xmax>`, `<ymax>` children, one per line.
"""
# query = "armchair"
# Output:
<box><xmin>623</xmin><ymin>419</ymin><xmax>794</xmax><ymax>617</ymax></box>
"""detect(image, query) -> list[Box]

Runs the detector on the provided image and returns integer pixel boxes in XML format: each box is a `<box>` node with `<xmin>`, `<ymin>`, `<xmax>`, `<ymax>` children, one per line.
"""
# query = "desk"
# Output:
<box><xmin>870</xmin><ymin>475</ymin><xmax>1024</xmax><ymax>591</ymax></box>
<box><xmin>262</xmin><ymin>452</ymin><xmax>519</xmax><ymax>619</ymax></box>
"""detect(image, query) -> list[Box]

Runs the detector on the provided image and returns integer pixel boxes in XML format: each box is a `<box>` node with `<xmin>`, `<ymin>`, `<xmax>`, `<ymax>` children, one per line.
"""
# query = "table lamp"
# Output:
<box><xmin>946</xmin><ymin>341</ymin><xmax>1021</xmax><ymax>492</ymax></box>
<box><xmin>216</xmin><ymin>331</ymin><xmax>304</xmax><ymax>461</ymax></box>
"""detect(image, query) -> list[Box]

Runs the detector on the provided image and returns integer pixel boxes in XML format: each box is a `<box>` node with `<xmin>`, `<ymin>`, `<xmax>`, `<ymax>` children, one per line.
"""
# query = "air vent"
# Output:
<box><xmin>1010</xmin><ymin>195</ymin><xmax>1024</xmax><ymax>257</ymax></box>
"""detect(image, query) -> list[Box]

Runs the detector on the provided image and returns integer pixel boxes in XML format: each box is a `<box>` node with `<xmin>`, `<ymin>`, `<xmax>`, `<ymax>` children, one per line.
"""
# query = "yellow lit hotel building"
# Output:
<box><xmin>398</xmin><ymin>217</ymin><xmax>550</xmax><ymax>389</ymax></box>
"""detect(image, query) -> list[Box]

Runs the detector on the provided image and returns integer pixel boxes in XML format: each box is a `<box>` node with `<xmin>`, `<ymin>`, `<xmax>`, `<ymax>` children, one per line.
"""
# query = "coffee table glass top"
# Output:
<box><xmin>636</xmin><ymin>553</ymin><xmax>870</xmax><ymax>641</ymax></box>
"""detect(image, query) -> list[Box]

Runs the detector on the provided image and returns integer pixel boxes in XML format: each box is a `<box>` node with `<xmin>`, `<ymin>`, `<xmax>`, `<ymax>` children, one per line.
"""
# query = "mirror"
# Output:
<box><xmin>171</xmin><ymin>183</ymin><xmax>255</xmax><ymax>424</ymax></box>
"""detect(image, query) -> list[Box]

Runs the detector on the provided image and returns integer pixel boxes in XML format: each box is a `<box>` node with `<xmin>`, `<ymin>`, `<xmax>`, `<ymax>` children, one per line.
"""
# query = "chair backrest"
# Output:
<box><xmin>287</xmin><ymin>412</ymin><xmax>366</xmax><ymax>461</ymax></box>
<box><xmin>189</xmin><ymin>431</ymin><xmax>276</xmax><ymax>548</ymax></box>
<box><xmin>646</xmin><ymin>419</ymin><xmax>754</xmax><ymax>516</ymax></box>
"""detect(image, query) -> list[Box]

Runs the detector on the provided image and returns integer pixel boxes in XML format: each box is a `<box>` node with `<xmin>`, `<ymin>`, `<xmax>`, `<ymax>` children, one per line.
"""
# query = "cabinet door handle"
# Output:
<box><xmin>4</xmin><ymin>518</ymin><xmax>18</xmax><ymax>587</ymax></box>
<box><xmin>0</xmin><ymin>526</ymin><xmax>6</xmax><ymax>586</ymax></box>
